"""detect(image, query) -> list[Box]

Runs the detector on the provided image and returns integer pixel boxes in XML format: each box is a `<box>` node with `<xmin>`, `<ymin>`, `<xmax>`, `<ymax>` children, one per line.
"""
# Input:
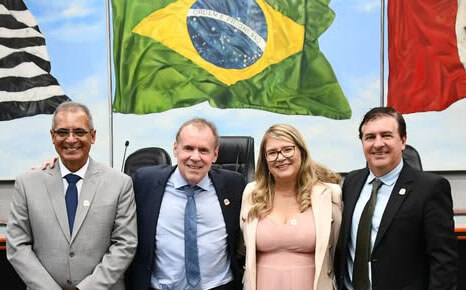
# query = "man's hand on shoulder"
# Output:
<box><xmin>31</xmin><ymin>156</ymin><xmax>58</xmax><ymax>170</ymax></box>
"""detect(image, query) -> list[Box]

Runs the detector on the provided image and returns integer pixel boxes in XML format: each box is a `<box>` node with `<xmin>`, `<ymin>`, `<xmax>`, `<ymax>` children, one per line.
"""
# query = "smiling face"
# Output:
<box><xmin>51</xmin><ymin>110</ymin><xmax>95</xmax><ymax>172</ymax></box>
<box><xmin>264</xmin><ymin>136</ymin><xmax>302</xmax><ymax>184</ymax></box>
<box><xmin>361</xmin><ymin>115</ymin><xmax>406</xmax><ymax>177</ymax></box>
<box><xmin>173</xmin><ymin>124</ymin><xmax>219</xmax><ymax>185</ymax></box>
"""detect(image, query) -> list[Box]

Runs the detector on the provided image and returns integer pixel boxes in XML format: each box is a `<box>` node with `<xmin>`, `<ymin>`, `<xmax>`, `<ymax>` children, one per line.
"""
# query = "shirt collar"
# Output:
<box><xmin>172</xmin><ymin>167</ymin><xmax>211</xmax><ymax>191</ymax></box>
<box><xmin>59</xmin><ymin>157</ymin><xmax>89</xmax><ymax>180</ymax></box>
<box><xmin>368</xmin><ymin>159</ymin><xmax>403</xmax><ymax>186</ymax></box>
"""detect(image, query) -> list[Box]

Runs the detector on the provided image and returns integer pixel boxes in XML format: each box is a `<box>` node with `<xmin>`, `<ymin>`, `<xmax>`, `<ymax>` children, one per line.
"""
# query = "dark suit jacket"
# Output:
<box><xmin>126</xmin><ymin>165</ymin><xmax>245</xmax><ymax>290</ymax></box>
<box><xmin>335</xmin><ymin>164</ymin><xmax>457</xmax><ymax>290</ymax></box>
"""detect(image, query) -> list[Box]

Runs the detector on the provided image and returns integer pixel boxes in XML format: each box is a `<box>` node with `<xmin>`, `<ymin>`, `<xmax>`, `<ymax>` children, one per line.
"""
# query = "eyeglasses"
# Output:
<box><xmin>265</xmin><ymin>145</ymin><xmax>296</xmax><ymax>161</ymax></box>
<box><xmin>52</xmin><ymin>128</ymin><xmax>92</xmax><ymax>138</ymax></box>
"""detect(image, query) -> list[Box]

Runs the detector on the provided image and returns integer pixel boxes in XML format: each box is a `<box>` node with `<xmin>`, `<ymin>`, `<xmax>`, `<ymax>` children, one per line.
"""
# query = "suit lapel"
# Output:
<box><xmin>142</xmin><ymin>165</ymin><xmax>175</xmax><ymax>254</ymax></box>
<box><xmin>246</xmin><ymin>216</ymin><xmax>258</xmax><ymax>289</ymax></box>
<box><xmin>45</xmin><ymin>163</ymin><xmax>71</xmax><ymax>242</ymax></box>
<box><xmin>341</xmin><ymin>169</ymin><xmax>368</xmax><ymax>249</ymax></box>
<box><xmin>209</xmin><ymin>170</ymin><xmax>231</xmax><ymax>229</ymax></box>
<box><xmin>373</xmin><ymin>165</ymin><xmax>414</xmax><ymax>250</ymax></box>
<box><xmin>71</xmin><ymin>158</ymin><xmax>100</xmax><ymax>243</ymax></box>
<box><xmin>311</xmin><ymin>184</ymin><xmax>332</xmax><ymax>287</ymax></box>
<box><xmin>149</xmin><ymin>168</ymin><xmax>172</xmax><ymax>241</ymax></box>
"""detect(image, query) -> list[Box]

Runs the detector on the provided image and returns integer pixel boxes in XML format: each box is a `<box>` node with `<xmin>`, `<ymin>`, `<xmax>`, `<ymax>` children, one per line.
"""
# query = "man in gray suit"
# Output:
<box><xmin>6</xmin><ymin>102</ymin><xmax>138</xmax><ymax>290</ymax></box>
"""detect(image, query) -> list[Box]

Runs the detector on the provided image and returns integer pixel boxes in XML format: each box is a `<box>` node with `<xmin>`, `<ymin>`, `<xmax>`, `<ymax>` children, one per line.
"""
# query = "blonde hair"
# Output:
<box><xmin>248</xmin><ymin>124</ymin><xmax>340</xmax><ymax>220</ymax></box>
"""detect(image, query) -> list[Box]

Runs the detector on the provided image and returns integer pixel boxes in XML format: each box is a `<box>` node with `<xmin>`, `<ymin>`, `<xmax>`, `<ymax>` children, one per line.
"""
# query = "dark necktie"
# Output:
<box><xmin>353</xmin><ymin>178</ymin><xmax>383</xmax><ymax>290</ymax></box>
<box><xmin>65</xmin><ymin>174</ymin><xmax>81</xmax><ymax>234</ymax></box>
<box><xmin>184</xmin><ymin>185</ymin><xmax>201</xmax><ymax>287</ymax></box>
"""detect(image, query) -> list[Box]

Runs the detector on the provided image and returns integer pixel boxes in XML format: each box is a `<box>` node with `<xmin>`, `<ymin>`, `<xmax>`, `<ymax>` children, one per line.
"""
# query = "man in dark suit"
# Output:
<box><xmin>126</xmin><ymin>118</ymin><xmax>246</xmax><ymax>290</ymax></box>
<box><xmin>335</xmin><ymin>107</ymin><xmax>457</xmax><ymax>290</ymax></box>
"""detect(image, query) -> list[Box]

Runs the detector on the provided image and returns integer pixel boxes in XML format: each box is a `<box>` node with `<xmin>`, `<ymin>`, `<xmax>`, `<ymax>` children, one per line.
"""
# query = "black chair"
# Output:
<box><xmin>402</xmin><ymin>144</ymin><xmax>423</xmax><ymax>171</ymax></box>
<box><xmin>213</xmin><ymin>136</ymin><xmax>255</xmax><ymax>183</ymax></box>
<box><xmin>123</xmin><ymin>147</ymin><xmax>172</xmax><ymax>178</ymax></box>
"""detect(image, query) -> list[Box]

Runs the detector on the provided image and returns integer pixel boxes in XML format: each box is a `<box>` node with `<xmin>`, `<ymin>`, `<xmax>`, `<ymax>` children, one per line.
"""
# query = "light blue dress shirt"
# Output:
<box><xmin>345</xmin><ymin>160</ymin><xmax>403</xmax><ymax>290</ymax></box>
<box><xmin>151</xmin><ymin>168</ymin><xmax>233</xmax><ymax>290</ymax></box>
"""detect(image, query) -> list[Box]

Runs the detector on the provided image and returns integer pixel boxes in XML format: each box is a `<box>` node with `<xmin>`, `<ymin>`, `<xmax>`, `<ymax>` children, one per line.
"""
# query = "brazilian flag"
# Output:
<box><xmin>112</xmin><ymin>0</ymin><xmax>351</xmax><ymax>119</ymax></box>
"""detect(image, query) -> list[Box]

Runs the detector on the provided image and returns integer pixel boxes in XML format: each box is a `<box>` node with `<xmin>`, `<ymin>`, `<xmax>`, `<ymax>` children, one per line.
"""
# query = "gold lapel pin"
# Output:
<box><xmin>223</xmin><ymin>198</ymin><xmax>230</xmax><ymax>206</ymax></box>
<box><xmin>399</xmin><ymin>188</ymin><xmax>406</xmax><ymax>195</ymax></box>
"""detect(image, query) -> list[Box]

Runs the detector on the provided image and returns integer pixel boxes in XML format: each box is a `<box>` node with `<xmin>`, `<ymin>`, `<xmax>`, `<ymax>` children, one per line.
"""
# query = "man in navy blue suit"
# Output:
<box><xmin>126</xmin><ymin>118</ymin><xmax>245</xmax><ymax>290</ymax></box>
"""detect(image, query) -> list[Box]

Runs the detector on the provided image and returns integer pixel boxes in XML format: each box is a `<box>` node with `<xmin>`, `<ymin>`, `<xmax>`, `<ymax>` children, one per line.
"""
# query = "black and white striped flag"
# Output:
<box><xmin>0</xmin><ymin>0</ymin><xmax>70</xmax><ymax>121</ymax></box>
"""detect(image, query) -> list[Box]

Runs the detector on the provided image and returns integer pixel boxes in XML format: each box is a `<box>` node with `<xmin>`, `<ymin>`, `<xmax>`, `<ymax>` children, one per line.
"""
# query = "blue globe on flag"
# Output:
<box><xmin>187</xmin><ymin>0</ymin><xmax>268</xmax><ymax>69</ymax></box>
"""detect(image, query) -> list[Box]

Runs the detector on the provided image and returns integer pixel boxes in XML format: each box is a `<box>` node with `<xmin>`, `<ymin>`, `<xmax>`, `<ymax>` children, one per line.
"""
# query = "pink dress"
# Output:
<box><xmin>256</xmin><ymin>208</ymin><xmax>316</xmax><ymax>290</ymax></box>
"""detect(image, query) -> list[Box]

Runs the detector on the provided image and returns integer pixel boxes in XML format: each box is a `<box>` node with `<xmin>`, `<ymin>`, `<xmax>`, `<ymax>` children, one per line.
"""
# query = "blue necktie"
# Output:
<box><xmin>65</xmin><ymin>174</ymin><xmax>81</xmax><ymax>234</ymax></box>
<box><xmin>184</xmin><ymin>185</ymin><xmax>201</xmax><ymax>288</ymax></box>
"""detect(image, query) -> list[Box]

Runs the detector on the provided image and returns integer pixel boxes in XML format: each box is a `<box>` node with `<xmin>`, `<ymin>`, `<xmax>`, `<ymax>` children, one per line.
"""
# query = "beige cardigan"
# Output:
<box><xmin>240</xmin><ymin>182</ymin><xmax>342</xmax><ymax>290</ymax></box>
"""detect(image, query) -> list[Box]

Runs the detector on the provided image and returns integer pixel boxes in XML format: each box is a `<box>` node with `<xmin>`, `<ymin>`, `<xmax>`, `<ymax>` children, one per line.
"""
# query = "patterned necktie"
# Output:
<box><xmin>65</xmin><ymin>174</ymin><xmax>81</xmax><ymax>234</ymax></box>
<box><xmin>184</xmin><ymin>185</ymin><xmax>201</xmax><ymax>287</ymax></box>
<box><xmin>353</xmin><ymin>178</ymin><xmax>383</xmax><ymax>290</ymax></box>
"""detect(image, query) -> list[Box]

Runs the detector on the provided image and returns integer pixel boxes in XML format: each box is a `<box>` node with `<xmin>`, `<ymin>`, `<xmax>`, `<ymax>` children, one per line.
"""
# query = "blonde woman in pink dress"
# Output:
<box><xmin>240</xmin><ymin>124</ymin><xmax>342</xmax><ymax>290</ymax></box>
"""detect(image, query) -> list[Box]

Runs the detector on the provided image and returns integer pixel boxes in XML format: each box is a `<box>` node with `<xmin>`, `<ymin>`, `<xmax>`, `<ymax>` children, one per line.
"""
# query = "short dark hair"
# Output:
<box><xmin>52</xmin><ymin>101</ymin><xmax>94</xmax><ymax>130</ymax></box>
<box><xmin>358</xmin><ymin>107</ymin><xmax>406</xmax><ymax>139</ymax></box>
<box><xmin>175</xmin><ymin>118</ymin><xmax>219</xmax><ymax>148</ymax></box>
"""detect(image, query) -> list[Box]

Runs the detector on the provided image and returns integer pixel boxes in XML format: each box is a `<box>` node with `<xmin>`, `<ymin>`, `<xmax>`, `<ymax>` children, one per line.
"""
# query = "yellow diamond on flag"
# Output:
<box><xmin>133</xmin><ymin>0</ymin><xmax>304</xmax><ymax>86</ymax></box>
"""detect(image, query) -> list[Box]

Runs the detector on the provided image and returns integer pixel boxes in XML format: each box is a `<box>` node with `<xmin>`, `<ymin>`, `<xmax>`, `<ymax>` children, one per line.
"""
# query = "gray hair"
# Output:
<box><xmin>51</xmin><ymin>101</ymin><xmax>94</xmax><ymax>130</ymax></box>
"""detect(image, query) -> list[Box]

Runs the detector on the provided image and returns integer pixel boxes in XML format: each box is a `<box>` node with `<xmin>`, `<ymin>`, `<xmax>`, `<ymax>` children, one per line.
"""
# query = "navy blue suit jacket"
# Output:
<box><xmin>126</xmin><ymin>165</ymin><xmax>245</xmax><ymax>290</ymax></box>
<box><xmin>335</xmin><ymin>164</ymin><xmax>457</xmax><ymax>290</ymax></box>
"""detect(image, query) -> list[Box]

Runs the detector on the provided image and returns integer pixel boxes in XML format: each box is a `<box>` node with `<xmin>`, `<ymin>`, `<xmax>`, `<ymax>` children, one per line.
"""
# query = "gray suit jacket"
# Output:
<box><xmin>6</xmin><ymin>158</ymin><xmax>138</xmax><ymax>290</ymax></box>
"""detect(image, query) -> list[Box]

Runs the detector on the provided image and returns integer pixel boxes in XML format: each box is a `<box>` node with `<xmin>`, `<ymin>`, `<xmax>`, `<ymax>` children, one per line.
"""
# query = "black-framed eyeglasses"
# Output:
<box><xmin>52</xmin><ymin>128</ymin><xmax>92</xmax><ymax>138</ymax></box>
<box><xmin>265</xmin><ymin>145</ymin><xmax>296</xmax><ymax>161</ymax></box>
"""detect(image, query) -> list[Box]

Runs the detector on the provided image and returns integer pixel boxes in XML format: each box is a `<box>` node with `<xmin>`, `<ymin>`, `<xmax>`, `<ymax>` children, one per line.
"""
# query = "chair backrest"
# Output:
<box><xmin>123</xmin><ymin>147</ymin><xmax>172</xmax><ymax>178</ymax></box>
<box><xmin>213</xmin><ymin>136</ymin><xmax>255</xmax><ymax>183</ymax></box>
<box><xmin>402</xmin><ymin>144</ymin><xmax>423</xmax><ymax>171</ymax></box>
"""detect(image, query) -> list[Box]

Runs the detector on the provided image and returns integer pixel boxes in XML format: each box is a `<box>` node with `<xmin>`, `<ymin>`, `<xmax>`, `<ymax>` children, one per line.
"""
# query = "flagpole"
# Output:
<box><xmin>105</xmin><ymin>0</ymin><xmax>114</xmax><ymax>167</ymax></box>
<box><xmin>380</xmin><ymin>0</ymin><xmax>385</xmax><ymax>107</ymax></box>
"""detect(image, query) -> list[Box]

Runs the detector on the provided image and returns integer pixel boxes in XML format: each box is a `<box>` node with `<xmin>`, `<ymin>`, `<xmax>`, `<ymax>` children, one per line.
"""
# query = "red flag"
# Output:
<box><xmin>388</xmin><ymin>0</ymin><xmax>466</xmax><ymax>114</ymax></box>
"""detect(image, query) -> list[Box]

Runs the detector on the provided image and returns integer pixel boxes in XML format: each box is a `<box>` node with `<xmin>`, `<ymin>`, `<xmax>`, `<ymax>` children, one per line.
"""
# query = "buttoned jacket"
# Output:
<box><xmin>7</xmin><ymin>159</ymin><xmax>138</xmax><ymax>290</ymax></box>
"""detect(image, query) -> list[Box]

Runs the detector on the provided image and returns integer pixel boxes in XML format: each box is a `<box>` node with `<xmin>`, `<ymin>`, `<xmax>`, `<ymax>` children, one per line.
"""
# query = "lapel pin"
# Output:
<box><xmin>398</xmin><ymin>188</ymin><xmax>406</xmax><ymax>195</ymax></box>
<box><xmin>83</xmin><ymin>200</ymin><xmax>90</xmax><ymax>207</ymax></box>
<box><xmin>223</xmin><ymin>199</ymin><xmax>230</xmax><ymax>206</ymax></box>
